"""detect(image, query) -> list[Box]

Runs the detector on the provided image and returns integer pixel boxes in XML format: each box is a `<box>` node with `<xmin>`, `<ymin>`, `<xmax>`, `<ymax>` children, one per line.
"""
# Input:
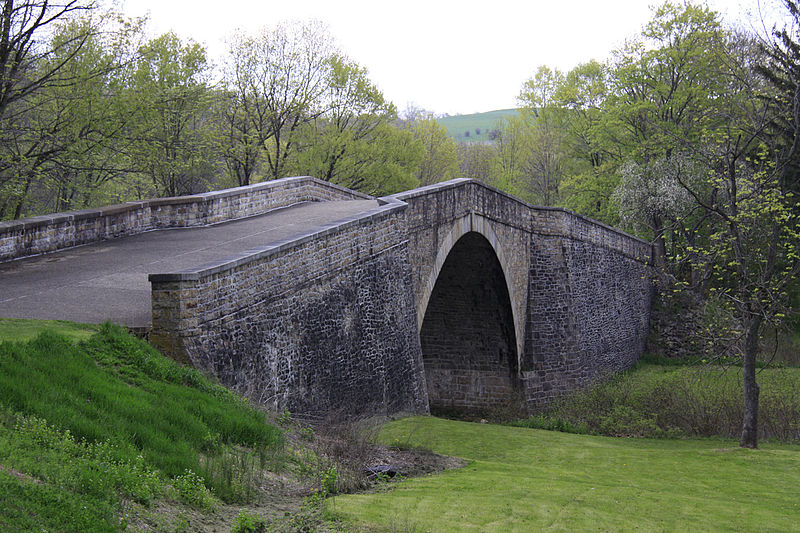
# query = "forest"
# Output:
<box><xmin>1</xmin><ymin>0</ymin><xmax>799</xmax><ymax>448</ymax></box>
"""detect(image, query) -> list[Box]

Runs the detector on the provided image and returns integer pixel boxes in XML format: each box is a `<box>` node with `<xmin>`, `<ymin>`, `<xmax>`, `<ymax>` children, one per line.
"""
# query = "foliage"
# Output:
<box><xmin>171</xmin><ymin>468</ymin><xmax>217</xmax><ymax>510</ymax></box>
<box><xmin>231</xmin><ymin>510</ymin><xmax>268</xmax><ymax>533</ymax></box>
<box><xmin>224</xmin><ymin>21</ymin><xmax>334</xmax><ymax>183</ymax></box>
<box><xmin>405</xmin><ymin>114</ymin><xmax>460</xmax><ymax>186</ymax></box>
<box><xmin>0</xmin><ymin>6</ymin><xmax>143</xmax><ymax>219</ymax></box>
<box><xmin>130</xmin><ymin>32</ymin><xmax>216</xmax><ymax>197</ymax></box>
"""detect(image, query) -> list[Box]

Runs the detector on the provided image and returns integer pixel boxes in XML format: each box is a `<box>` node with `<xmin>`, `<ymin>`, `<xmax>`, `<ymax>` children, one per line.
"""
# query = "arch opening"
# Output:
<box><xmin>419</xmin><ymin>231</ymin><xmax>519</xmax><ymax>414</ymax></box>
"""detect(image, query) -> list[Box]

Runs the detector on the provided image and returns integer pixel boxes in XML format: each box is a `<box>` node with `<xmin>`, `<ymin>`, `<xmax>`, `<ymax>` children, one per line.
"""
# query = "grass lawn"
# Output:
<box><xmin>333</xmin><ymin>416</ymin><xmax>800</xmax><ymax>532</ymax></box>
<box><xmin>0</xmin><ymin>317</ymin><xmax>99</xmax><ymax>342</ymax></box>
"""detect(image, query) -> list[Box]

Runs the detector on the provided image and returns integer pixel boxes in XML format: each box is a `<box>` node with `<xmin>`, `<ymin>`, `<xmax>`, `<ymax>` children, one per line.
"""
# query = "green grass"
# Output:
<box><xmin>333</xmin><ymin>416</ymin><xmax>800</xmax><ymax>532</ymax></box>
<box><xmin>511</xmin><ymin>363</ymin><xmax>800</xmax><ymax>441</ymax></box>
<box><xmin>0</xmin><ymin>322</ymin><xmax>284</xmax><ymax>530</ymax></box>
<box><xmin>0</xmin><ymin>317</ymin><xmax>99</xmax><ymax>342</ymax></box>
<box><xmin>437</xmin><ymin>109</ymin><xmax>518</xmax><ymax>142</ymax></box>
<box><xmin>0</xmin><ymin>409</ymin><xmax>160</xmax><ymax>531</ymax></box>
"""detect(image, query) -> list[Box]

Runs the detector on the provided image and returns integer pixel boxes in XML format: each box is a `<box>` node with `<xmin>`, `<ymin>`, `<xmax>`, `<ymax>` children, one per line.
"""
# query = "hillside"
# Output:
<box><xmin>0</xmin><ymin>321</ymin><xmax>455</xmax><ymax>532</ymax></box>
<box><xmin>0</xmin><ymin>322</ymin><xmax>293</xmax><ymax>531</ymax></box>
<box><xmin>437</xmin><ymin>108</ymin><xmax>519</xmax><ymax>143</ymax></box>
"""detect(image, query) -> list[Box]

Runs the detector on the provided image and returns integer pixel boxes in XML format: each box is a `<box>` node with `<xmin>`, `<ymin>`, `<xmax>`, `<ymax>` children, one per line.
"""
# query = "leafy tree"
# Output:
<box><xmin>406</xmin><ymin>114</ymin><xmax>459</xmax><ymax>186</ymax></box>
<box><xmin>686</xmin><ymin>5</ymin><xmax>800</xmax><ymax>449</ymax></box>
<box><xmin>491</xmin><ymin>115</ymin><xmax>527</xmax><ymax>196</ymax></box>
<box><xmin>0</xmin><ymin>6</ymin><xmax>146</xmax><ymax>218</ymax></box>
<box><xmin>292</xmin><ymin>54</ymin><xmax>403</xmax><ymax>192</ymax></box>
<box><xmin>37</xmin><ymin>13</ymin><xmax>145</xmax><ymax>212</ymax></box>
<box><xmin>555</xmin><ymin>60</ymin><xmax>623</xmax><ymax>223</ymax></box>
<box><xmin>458</xmin><ymin>141</ymin><xmax>496</xmax><ymax>184</ymax></box>
<box><xmin>129</xmin><ymin>32</ymin><xmax>215</xmax><ymax>197</ymax></box>
<box><xmin>604</xmin><ymin>1</ymin><xmax>726</xmax><ymax>267</ymax></box>
<box><xmin>0</xmin><ymin>0</ymin><xmax>95</xmax><ymax>121</ymax></box>
<box><xmin>758</xmin><ymin>0</ymin><xmax>800</xmax><ymax>199</ymax></box>
<box><xmin>0</xmin><ymin>0</ymin><xmax>98</xmax><ymax>218</ymax></box>
<box><xmin>614</xmin><ymin>2</ymin><xmax>800</xmax><ymax>448</ymax></box>
<box><xmin>224</xmin><ymin>21</ymin><xmax>334</xmax><ymax>182</ymax></box>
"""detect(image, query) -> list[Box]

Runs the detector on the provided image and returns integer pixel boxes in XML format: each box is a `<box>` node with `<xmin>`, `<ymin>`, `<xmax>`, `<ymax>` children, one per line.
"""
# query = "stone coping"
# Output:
<box><xmin>0</xmin><ymin>176</ymin><xmax>371</xmax><ymax>234</ymax></box>
<box><xmin>1</xmin><ymin>176</ymin><xmax>372</xmax><ymax>262</ymax></box>
<box><xmin>393</xmin><ymin>178</ymin><xmax>651</xmax><ymax>249</ymax></box>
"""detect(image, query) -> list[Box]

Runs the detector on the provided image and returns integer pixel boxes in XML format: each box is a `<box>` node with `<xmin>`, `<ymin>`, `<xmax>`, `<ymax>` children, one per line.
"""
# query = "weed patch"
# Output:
<box><xmin>513</xmin><ymin>364</ymin><xmax>800</xmax><ymax>440</ymax></box>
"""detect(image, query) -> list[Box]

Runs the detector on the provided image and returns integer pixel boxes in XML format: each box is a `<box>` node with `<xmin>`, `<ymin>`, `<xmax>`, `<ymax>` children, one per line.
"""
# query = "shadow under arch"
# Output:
<box><xmin>419</xmin><ymin>221</ymin><xmax>521</xmax><ymax>413</ymax></box>
<box><xmin>417</xmin><ymin>213</ymin><xmax>524</xmax><ymax>358</ymax></box>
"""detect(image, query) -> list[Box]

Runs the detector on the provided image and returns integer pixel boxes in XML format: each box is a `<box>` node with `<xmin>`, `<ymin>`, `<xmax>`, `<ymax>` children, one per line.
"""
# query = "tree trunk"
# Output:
<box><xmin>652</xmin><ymin>214</ymin><xmax>668</xmax><ymax>268</ymax></box>
<box><xmin>740</xmin><ymin>315</ymin><xmax>762</xmax><ymax>448</ymax></box>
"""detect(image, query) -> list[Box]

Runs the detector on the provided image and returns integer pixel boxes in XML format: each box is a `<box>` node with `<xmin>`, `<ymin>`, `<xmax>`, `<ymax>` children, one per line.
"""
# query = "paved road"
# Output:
<box><xmin>0</xmin><ymin>200</ymin><xmax>379</xmax><ymax>327</ymax></box>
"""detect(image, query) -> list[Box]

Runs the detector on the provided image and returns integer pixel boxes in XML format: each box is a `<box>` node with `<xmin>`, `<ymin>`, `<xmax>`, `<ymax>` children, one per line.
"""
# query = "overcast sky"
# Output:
<box><xmin>115</xmin><ymin>0</ymin><xmax>789</xmax><ymax>116</ymax></box>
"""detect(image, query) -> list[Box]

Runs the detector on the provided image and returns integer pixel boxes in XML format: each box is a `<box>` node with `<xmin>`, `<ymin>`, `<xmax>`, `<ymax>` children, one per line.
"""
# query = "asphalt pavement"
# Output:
<box><xmin>0</xmin><ymin>199</ymin><xmax>378</xmax><ymax>327</ymax></box>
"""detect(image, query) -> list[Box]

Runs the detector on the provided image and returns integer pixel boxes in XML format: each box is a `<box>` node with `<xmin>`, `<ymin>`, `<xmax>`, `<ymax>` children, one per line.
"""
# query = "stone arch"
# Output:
<box><xmin>417</xmin><ymin>212</ymin><xmax>525</xmax><ymax>361</ymax></box>
<box><xmin>417</xmin><ymin>213</ymin><xmax>525</xmax><ymax>412</ymax></box>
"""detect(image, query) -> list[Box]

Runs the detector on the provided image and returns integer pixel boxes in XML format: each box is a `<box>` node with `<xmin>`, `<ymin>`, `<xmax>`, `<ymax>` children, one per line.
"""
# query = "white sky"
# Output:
<box><xmin>114</xmin><ymin>0</ymin><xmax>790</xmax><ymax>116</ymax></box>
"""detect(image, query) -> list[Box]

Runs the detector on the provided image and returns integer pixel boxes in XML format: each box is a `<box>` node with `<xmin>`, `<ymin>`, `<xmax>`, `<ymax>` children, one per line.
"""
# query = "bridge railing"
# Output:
<box><xmin>0</xmin><ymin>177</ymin><xmax>370</xmax><ymax>263</ymax></box>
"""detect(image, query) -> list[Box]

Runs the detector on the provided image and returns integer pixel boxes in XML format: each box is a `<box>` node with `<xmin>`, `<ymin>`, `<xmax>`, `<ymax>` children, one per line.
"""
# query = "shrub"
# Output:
<box><xmin>231</xmin><ymin>510</ymin><xmax>268</xmax><ymax>533</ymax></box>
<box><xmin>172</xmin><ymin>469</ymin><xmax>217</xmax><ymax>510</ymax></box>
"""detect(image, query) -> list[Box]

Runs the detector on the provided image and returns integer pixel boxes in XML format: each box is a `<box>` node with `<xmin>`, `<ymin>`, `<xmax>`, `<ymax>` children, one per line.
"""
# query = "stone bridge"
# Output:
<box><xmin>0</xmin><ymin>177</ymin><xmax>653</xmax><ymax>416</ymax></box>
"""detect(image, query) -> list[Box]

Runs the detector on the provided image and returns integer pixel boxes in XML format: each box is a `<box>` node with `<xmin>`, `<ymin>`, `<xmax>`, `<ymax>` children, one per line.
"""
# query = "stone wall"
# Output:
<box><xmin>149</xmin><ymin>197</ymin><xmax>428</xmax><ymax>417</ymax></box>
<box><xmin>396</xmin><ymin>179</ymin><xmax>653</xmax><ymax>410</ymax></box>
<box><xmin>523</xmin><ymin>234</ymin><xmax>653</xmax><ymax>404</ymax></box>
<box><xmin>0</xmin><ymin>176</ymin><xmax>369</xmax><ymax>262</ymax></box>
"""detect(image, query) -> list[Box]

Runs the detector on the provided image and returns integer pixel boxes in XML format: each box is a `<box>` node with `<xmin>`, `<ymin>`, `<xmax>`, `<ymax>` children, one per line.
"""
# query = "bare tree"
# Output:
<box><xmin>224</xmin><ymin>21</ymin><xmax>335</xmax><ymax>181</ymax></box>
<box><xmin>0</xmin><ymin>1</ymin><xmax>95</xmax><ymax>121</ymax></box>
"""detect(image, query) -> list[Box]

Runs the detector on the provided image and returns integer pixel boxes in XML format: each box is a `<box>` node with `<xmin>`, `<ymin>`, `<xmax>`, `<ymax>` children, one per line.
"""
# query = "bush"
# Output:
<box><xmin>172</xmin><ymin>469</ymin><xmax>217</xmax><ymax>510</ymax></box>
<box><xmin>231</xmin><ymin>510</ymin><xmax>268</xmax><ymax>533</ymax></box>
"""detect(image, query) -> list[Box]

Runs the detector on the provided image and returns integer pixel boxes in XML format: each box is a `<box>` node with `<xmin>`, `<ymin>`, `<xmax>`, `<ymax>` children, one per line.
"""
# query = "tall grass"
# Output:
<box><xmin>0</xmin><ymin>323</ymin><xmax>282</xmax><ymax>501</ymax></box>
<box><xmin>512</xmin><ymin>364</ymin><xmax>800</xmax><ymax>440</ymax></box>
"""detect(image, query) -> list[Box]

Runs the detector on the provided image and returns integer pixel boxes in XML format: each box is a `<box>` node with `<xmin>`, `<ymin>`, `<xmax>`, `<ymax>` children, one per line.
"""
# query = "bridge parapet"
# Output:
<box><xmin>148</xmin><ymin>195</ymin><xmax>428</xmax><ymax>416</ymax></box>
<box><xmin>0</xmin><ymin>176</ymin><xmax>368</xmax><ymax>262</ymax></box>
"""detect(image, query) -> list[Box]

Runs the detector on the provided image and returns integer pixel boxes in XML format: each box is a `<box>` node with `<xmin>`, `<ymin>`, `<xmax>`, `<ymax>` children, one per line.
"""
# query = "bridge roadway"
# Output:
<box><xmin>0</xmin><ymin>199</ymin><xmax>379</xmax><ymax>328</ymax></box>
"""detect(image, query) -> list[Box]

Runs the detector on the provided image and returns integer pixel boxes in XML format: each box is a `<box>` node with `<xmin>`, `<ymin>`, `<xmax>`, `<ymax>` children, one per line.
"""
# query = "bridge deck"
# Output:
<box><xmin>0</xmin><ymin>200</ymin><xmax>379</xmax><ymax>328</ymax></box>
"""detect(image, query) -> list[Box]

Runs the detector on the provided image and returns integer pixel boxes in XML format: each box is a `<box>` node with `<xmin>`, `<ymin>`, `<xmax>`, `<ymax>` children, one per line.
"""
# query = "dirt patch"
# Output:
<box><xmin>0</xmin><ymin>464</ymin><xmax>40</xmax><ymax>484</ymax></box>
<box><xmin>365</xmin><ymin>445</ymin><xmax>466</xmax><ymax>478</ymax></box>
<box><xmin>124</xmin><ymin>421</ymin><xmax>464</xmax><ymax>532</ymax></box>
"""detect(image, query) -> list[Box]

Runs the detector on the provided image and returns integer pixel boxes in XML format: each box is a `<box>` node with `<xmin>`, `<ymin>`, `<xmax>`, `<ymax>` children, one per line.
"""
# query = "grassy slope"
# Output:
<box><xmin>0</xmin><ymin>318</ymin><xmax>99</xmax><ymax>342</ymax></box>
<box><xmin>437</xmin><ymin>109</ymin><xmax>518</xmax><ymax>142</ymax></box>
<box><xmin>0</xmin><ymin>321</ymin><xmax>283</xmax><ymax>531</ymax></box>
<box><xmin>334</xmin><ymin>416</ymin><xmax>800</xmax><ymax>532</ymax></box>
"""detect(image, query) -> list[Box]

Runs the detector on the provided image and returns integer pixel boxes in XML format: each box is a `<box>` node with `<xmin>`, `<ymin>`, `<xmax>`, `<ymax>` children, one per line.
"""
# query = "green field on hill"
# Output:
<box><xmin>437</xmin><ymin>109</ymin><xmax>519</xmax><ymax>143</ymax></box>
